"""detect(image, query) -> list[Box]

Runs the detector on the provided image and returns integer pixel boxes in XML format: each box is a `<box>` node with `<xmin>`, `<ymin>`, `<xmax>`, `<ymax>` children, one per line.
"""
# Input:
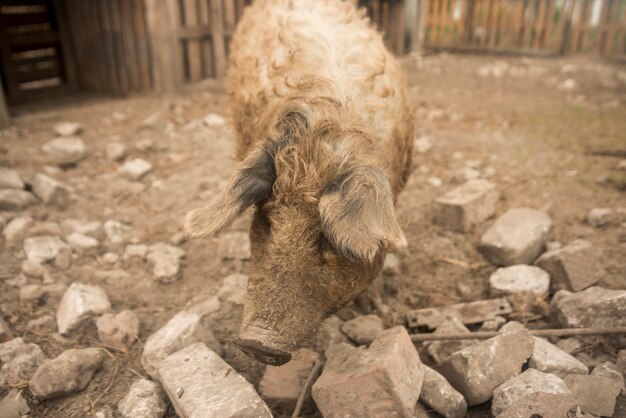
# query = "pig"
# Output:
<box><xmin>184</xmin><ymin>0</ymin><xmax>413</xmax><ymax>365</ymax></box>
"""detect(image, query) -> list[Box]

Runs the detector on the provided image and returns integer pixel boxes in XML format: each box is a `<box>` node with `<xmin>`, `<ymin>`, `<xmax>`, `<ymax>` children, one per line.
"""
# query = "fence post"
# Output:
<box><xmin>0</xmin><ymin>73</ymin><xmax>9</xmax><ymax>129</ymax></box>
<box><xmin>407</xmin><ymin>0</ymin><xmax>427</xmax><ymax>52</ymax></box>
<box><xmin>144</xmin><ymin>0</ymin><xmax>181</xmax><ymax>92</ymax></box>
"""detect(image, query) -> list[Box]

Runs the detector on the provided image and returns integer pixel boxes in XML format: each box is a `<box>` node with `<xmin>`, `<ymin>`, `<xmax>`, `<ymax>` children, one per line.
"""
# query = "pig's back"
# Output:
<box><xmin>226</xmin><ymin>0</ymin><xmax>413</xmax><ymax>194</ymax></box>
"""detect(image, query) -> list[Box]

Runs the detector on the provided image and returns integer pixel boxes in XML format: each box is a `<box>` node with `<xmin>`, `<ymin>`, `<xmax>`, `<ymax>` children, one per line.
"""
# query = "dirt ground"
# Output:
<box><xmin>1</xmin><ymin>52</ymin><xmax>625</xmax><ymax>417</ymax></box>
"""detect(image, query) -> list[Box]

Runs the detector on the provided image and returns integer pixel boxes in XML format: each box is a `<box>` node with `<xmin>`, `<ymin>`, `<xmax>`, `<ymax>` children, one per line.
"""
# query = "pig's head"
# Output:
<box><xmin>184</xmin><ymin>108</ymin><xmax>406</xmax><ymax>365</ymax></box>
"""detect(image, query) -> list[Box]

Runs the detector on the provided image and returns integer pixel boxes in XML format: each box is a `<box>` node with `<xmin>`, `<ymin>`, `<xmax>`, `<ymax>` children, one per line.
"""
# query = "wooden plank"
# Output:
<box><xmin>3</xmin><ymin>11</ymin><xmax>49</xmax><ymax>27</ymax></box>
<box><xmin>488</xmin><ymin>0</ymin><xmax>500</xmax><ymax>48</ymax></box>
<box><xmin>144</xmin><ymin>0</ymin><xmax>181</xmax><ymax>92</ymax></box>
<box><xmin>498</xmin><ymin>0</ymin><xmax>511</xmax><ymax>48</ymax></box>
<box><xmin>96</xmin><ymin>0</ymin><xmax>120</xmax><ymax>93</ymax></box>
<box><xmin>6</xmin><ymin>31</ymin><xmax>59</xmax><ymax>48</ymax></box>
<box><xmin>197</xmin><ymin>0</ymin><xmax>212</xmax><ymax>78</ymax></box>
<box><xmin>559</xmin><ymin>0</ymin><xmax>577</xmax><ymax>54</ymax></box>
<box><xmin>183</xmin><ymin>0</ymin><xmax>202</xmax><ymax>82</ymax></box>
<box><xmin>542</xmin><ymin>0</ymin><xmax>555</xmax><ymax>49</ymax></box>
<box><xmin>0</xmin><ymin>5</ymin><xmax>21</xmax><ymax>100</ymax></box>
<box><xmin>223</xmin><ymin>0</ymin><xmax>236</xmax><ymax>32</ymax></box>
<box><xmin>391</xmin><ymin>0</ymin><xmax>406</xmax><ymax>53</ymax></box>
<box><xmin>132</xmin><ymin>0</ymin><xmax>152</xmax><ymax>90</ymax></box>
<box><xmin>0</xmin><ymin>72</ymin><xmax>10</xmax><ymax>128</ymax></box>
<box><xmin>209</xmin><ymin>0</ymin><xmax>226</xmax><ymax>78</ymax></box>
<box><xmin>16</xmin><ymin>65</ymin><xmax>60</xmax><ymax>83</ymax></box>
<box><xmin>117</xmin><ymin>0</ymin><xmax>140</xmax><ymax>92</ymax></box>
<box><xmin>51</xmin><ymin>0</ymin><xmax>78</xmax><ymax>89</ymax></box>
<box><xmin>108</xmin><ymin>0</ymin><xmax>130</xmax><ymax>94</ymax></box>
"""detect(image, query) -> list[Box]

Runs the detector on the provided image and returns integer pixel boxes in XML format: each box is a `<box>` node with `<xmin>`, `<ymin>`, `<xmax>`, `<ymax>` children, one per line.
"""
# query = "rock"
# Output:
<box><xmin>135</xmin><ymin>138</ymin><xmax>154</xmax><ymax>152</ymax></box>
<box><xmin>53</xmin><ymin>121</ymin><xmax>82</xmax><ymax>136</ymax></box>
<box><xmin>203</xmin><ymin>113</ymin><xmax>226</xmax><ymax>128</ymax></box>
<box><xmin>141</xmin><ymin>311</ymin><xmax>221</xmax><ymax>378</ymax></box>
<box><xmin>317</xmin><ymin>315</ymin><xmax>352</xmax><ymax>353</ymax></box>
<box><xmin>438</xmin><ymin>330</ymin><xmax>534</xmax><ymax>406</ymax></box>
<box><xmin>217</xmin><ymin>274</ymin><xmax>248</xmax><ymax>305</ymax></box>
<box><xmin>158</xmin><ymin>343</ymin><xmax>272</xmax><ymax>417</ymax></box>
<box><xmin>564</xmin><ymin>374</ymin><xmax>622</xmax><ymax>417</ymax></box>
<box><xmin>427</xmin><ymin>176</ymin><xmax>443</xmax><ymax>187</ymax></box>
<box><xmin>478</xmin><ymin>208</ymin><xmax>553</xmax><ymax>266</ymax></box>
<box><xmin>420</xmin><ymin>366</ymin><xmax>467</xmax><ymax>418</ymax></box>
<box><xmin>479</xmin><ymin>316</ymin><xmax>506</xmax><ymax>332</ymax></box>
<box><xmin>3</xmin><ymin>216</ymin><xmax>33</xmax><ymax>242</ymax></box>
<box><xmin>427</xmin><ymin>316</ymin><xmax>477</xmax><ymax>364</ymax></box>
<box><xmin>20</xmin><ymin>260</ymin><xmax>48</xmax><ymax>279</ymax></box>
<box><xmin>489</xmin><ymin>265</ymin><xmax>550</xmax><ymax>298</ymax></box>
<box><xmin>618</xmin><ymin>350</ymin><xmax>626</xmax><ymax>380</ymax></box>
<box><xmin>528</xmin><ymin>337</ymin><xmax>588</xmax><ymax>377</ymax></box>
<box><xmin>586</xmin><ymin>207</ymin><xmax>616</xmax><ymax>227</ymax></box>
<box><xmin>106</xmin><ymin>142</ymin><xmax>127</xmax><ymax>161</ymax></box>
<box><xmin>555</xmin><ymin>337</ymin><xmax>585</xmax><ymax>355</ymax></box>
<box><xmin>312</xmin><ymin>327</ymin><xmax>424</xmax><ymax>418</ymax></box>
<box><xmin>407</xmin><ymin>298</ymin><xmax>512</xmax><ymax>329</ymax></box>
<box><xmin>139</xmin><ymin>112</ymin><xmax>168</xmax><ymax>131</ymax></box>
<box><xmin>217</xmin><ymin>231</ymin><xmax>250</xmax><ymax>260</ymax></box>
<box><xmin>0</xmin><ymin>338</ymin><xmax>47</xmax><ymax>386</ymax></box>
<box><xmin>499</xmin><ymin>321</ymin><xmax>526</xmax><ymax>333</ymax></box>
<box><xmin>0</xmin><ymin>389</ymin><xmax>30</xmax><ymax>418</ymax></box>
<box><xmin>339</xmin><ymin>314</ymin><xmax>384</xmax><ymax>345</ymax></box>
<box><xmin>413</xmin><ymin>403</ymin><xmax>430</xmax><ymax>418</ymax></box>
<box><xmin>118</xmin><ymin>378</ymin><xmax>167</xmax><ymax>418</ymax></box>
<box><xmin>26</xmin><ymin>315</ymin><xmax>56</xmax><ymax>332</ymax></box>
<box><xmin>146</xmin><ymin>243</ymin><xmax>185</xmax><ymax>283</ymax></box>
<box><xmin>536</xmin><ymin>240</ymin><xmax>606</xmax><ymax>291</ymax></box>
<box><xmin>66</xmin><ymin>232</ymin><xmax>98</xmax><ymax>252</ymax></box>
<box><xmin>415</xmin><ymin>135</ymin><xmax>433</xmax><ymax>153</ymax></box>
<box><xmin>592</xmin><ymin>362</ymin><xmax>625</xmax><ymax>389</ymax></box>
<box><xmin>0</xmin><ymin>189</ymin><xmax>36</xmax><ymax>211</ymax></box>
<box><xmin>96</xmin><ymin>310</ymin><xmax>140</xmax><ymax>351</ymax></box>
<box><xmin>29</xmin><ymin>347</ymin><xmax>105</xmax><ymax>399</ymax></box>
<box><xmin>434</xmin><ymin>179</ymin><xmax>499</xmax><ymax>232</ymax></box>
<box><xmin>56</xmin><ymin>283</ymin><xmax>111</xmax><ymax>335</ymax></box>
<box><xmin>31</xmin><ymin>174</ymin><xmax>72</xmax><ymax>208</ymax></box>
<box><xmin>124</xmin><ymin>244</ymin><xmax>148</xmax><ymax>259</ymax></box>
<box><xmin>19</xmin><ymin>284</ymin><xmax>47</xmax><ymax>302</ymax></box>
<box><xmin>103</xmin><ymin>220</ymin><xmax>132</xmax><ymax>245</ymax></box>
<box><xmin>61</xmin><ymin>219</ymin><xmax>102</xmax><ymax>237</ymax></box>
<box><xmin>23</xmin><ymin>235</ymin><xmax>71</xmax><ymax>265</ymax></box>
<box><xmin>119</xmin><ymin>158</ymin><xmax>153</xmax><ymax>181</ymax></box>
<box><xmin>382</xmin><ymin>253</ymin><xmax>401</xmax><ymax>275</ymax></box>
<box><xmin>0</xmin><ymin>168</ymin><xmax>24</xmax><ymax>189</ymax></box>
<box><xmin>0</xmin><ymin>317</ymin><xmax>13</xmax><ymax>343</ymax></box>
<box><xmin>102</xmin><ymin>252</ymin><xmax>119</xmax><ymax>264</ymax></box>
<box><xmin>42</xmin><ymin>137</ymin><xmax>87</xmax><ymax>166</ymax></box>
<box><xmin>260</xmin><ymin>348</ymin><xmax>321</xmax><ymax>402</ymax></box>
<box><xmin>492</xmin><ymin>369</ymin><xmax>576</xmax><ymax>417</ymax></box>
<box><xmin>552</xmin><ymin>286</ymin><xmax>626</xmax><ymax>330</ymax></box>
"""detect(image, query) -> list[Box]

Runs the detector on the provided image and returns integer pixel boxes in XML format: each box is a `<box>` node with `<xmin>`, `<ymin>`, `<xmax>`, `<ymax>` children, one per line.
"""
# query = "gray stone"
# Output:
<box><xmin>3</xmin><ymin>215</ymin><xmax>33</xmax><ymax>243</ymax></box>
<box><xmin>217</xmin><ymin>231</ymin><xmax>250</xmax><ymax>260</ymax></box>
<box><xmin>146</xmin><ymin>243</ymin><xmax>185</xmax><ymax>283</ymax></box>
<box><xmin>438</xmin><ymin>330</ymin><xmax>534</xmax><ymax>406</ymax></box>
<box><xmin>104</xmin><ymin>220</ymin><xmax>133</xmax><ymax>245</ymax></box>
<box><xmin>141</xmin><ymin>311</ymin><xmax>221</xmax><ymax>378</ymax></box>
<box><xmin>66</xmin><ymin>232</ymin><xmax>98</xmax><ymax>251</ymax></box>
<box><xmin>32</xmin><ymin>174</ymin><xmax>72</xmax><ymax>208</ymax></box>
<box><xmin>106</xmin><ymin>142</ymin><xmax>127</xmax><ymax>161</ymax></box>
<box><xmin>217</xmin><ymin>274</ymin><xmax>248</xmax><ymax>305</ymax></box>
<box><xmin>29</xmin><ymin>347</ymin><xmax>105</xmax><ymax>399</ymax></box>
<box><xmin>479</xmin><ymin>316</ymin><xmax>506</xmax><ymax>332</ymax></box>
<box><xmin>552</xmin><ymin>287</ymin><xmax>626</xmax><ymax>330</ymax></box>
<box><xmin>0</xmin><ymin>189</ymin><xmax>36</xmax><ymax>211</ymax></box>
<box><xmin>499</xmin><ymin>321</ymin><xmax>526</xmax><ymax>333</ymax></box>
<box><xmin>0</xmin><ymin>168</ymin><xmax>24</xmax><ymax>189</ymax></box>
<box><xmin>492</xmin><ymin>369</ymin><xmax>575</xmax><ymax>417</ymax></box>
<box><xmin>0</xmin><ymin>338</ymin><xmax>47</xmax><ymax>386</ymax></box>
<box><xmin>124</xmin><ymin>244</ymin><xmax>148</xmax><ymax>259</ymax></box>
<box><xmin>555</xmin><ymin>337</ymin><xmax>585</xmax><ymax>355</ymax></box>
<box><xmin>489</xmin><ymin>265</ymin><xmax>550</xmax><ymax>298</ymax></box>
<box><xmin>21</xmin><ymin>260</ymin><xmax>49</xmax><ymax>279</ymax></box>
<box><xmin>23</xmin><ymin>236</ymin><xmax>71</xmax><ymax>265</ymax></box>
<box><xmin>618</xmin><ymin>350</ymin><xmax>626</xmax><ymax>380</ymax></box>
<box><xmin>427</xmin><ymin>316</ymin><xmax>477</xmax><ymax>364</ymax></box>
<box><xmin>382</xmin><ymin>253</ymin><xmax>401</xmax><ymax>275</ymax></box>
<box><xmin>0</xmin><ymin>389</ymin><xmax>30</xmax><ymax>418</ymax></box>
<box><xmin>119</xmin><ymin>158</ymin><xmax>152</xmax><ymax>181</ymax></box>
<box><xmin>56</xmin><ymin>283</ymin><xmax>111</xmax><ymax>335</ymax></box>
<box><xmin>53</xmin><ymin>121</ymin><xmax>82</xmax><ymax>136</ymax></box>
<box><xmin>203</xmin><ymin>113</ymin><xmax>226</xmax><ymax>128</ymax></box>
<box><xmin>587</xmin><ymin>208</ymin><xmax>616</xmax><ymax>227</ymax></box>
<box><xmin>42</xmin><ymin>137</ymin><xmax>87</xmax><ymax>166</ymax></box>
<box><xmin>478</xmin><ymin>208</ymin><xmax>552</xmax><ymax>266</ymax></box>
<box><xmin>157</xmin><ymin>343</ymin><xmax>271</xmax><ymax>418</ymax></box>
<box><xmin>96</xmin><ymin>310</ymin><xmax>140</xmax><ymax>351</ymax></box>
<box><xmin>536</xmin><ymin>240</ymin><xmax>606</xmax><ymax>291</ymax></box>
<box><xmin>118</xmin><ymin>378</ymin><xmax>167</xmax><ymax>418</ymax></box>
<box><xmin>317</xmin><ymin>315</ymin><xmax>352</xmax><ymax>353</ymax></box>
<box><xmin>434</xmin><ymin>179</ymin><xmax>499</xmax><ymax>232</ymax></box>
<box><xmin>420</xmin><ymin>366</ymin><xmax>467</xmax><ymax>418</ymax></box>
<box><xmin>564</xmin><ymin>374</ymin><xmax>622</xmax><ymax>417</ymax></box>
<box><xmin>61</xmin><ymin>219</ymin><xmax>102</xmax><ymax>237</ymax></box>
<box><xmin>312</xmin><ymin>327</ymin><xmax>424</xmax><ymax>418</ymax></box>
<box><xmin>340</xmin><ymin>314</ymin><xmax>384</xmax><ymax>345</ymax></box>
<box><xmin>528</xmin><ymin>337</ymin><xmax>588</xmax><ymax>378</ymax></box>
<box><xmin>591</xmin><ymin>362</ymin><xmax>624</xmax><ymax>389</ymax></box>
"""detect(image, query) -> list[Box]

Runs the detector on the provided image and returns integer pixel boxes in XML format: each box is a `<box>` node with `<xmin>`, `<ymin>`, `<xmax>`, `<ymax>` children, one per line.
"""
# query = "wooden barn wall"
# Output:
<box><xmin>63</xmin><ymin>0</ymin><xmax>152</xmax><ymax>95</ymax></box>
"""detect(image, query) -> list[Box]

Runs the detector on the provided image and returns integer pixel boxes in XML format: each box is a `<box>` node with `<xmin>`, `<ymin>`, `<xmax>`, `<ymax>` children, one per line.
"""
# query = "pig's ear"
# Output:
<box><xmin>184</xmin><ymin>145</ymin><xmax>277</xmax><ymax>239</ymax></box>
<box><xmin>319</xmin><ymin>167</ymin><xmax>407</xmax><ymax>264</ymax></box>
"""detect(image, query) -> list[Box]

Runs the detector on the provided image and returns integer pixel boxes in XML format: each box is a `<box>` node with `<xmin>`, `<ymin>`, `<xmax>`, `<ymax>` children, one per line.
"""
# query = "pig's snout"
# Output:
<box><xmin>233</xmin><ymin>322</ymin><xmax>293</xmax><ymax>366</ymax></box>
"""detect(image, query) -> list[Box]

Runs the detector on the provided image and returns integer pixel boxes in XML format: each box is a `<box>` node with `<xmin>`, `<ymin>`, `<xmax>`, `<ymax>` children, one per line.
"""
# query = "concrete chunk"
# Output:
<box><xmin>340</xmin><ymin>314</ymin><xmax>384</xmax><ymax>345</ymax></box>
<box><xmin>0</xmin><ymin>337</ymin><xmax>47</xmax><ymax>386</ymax></box>
<box><xmin>552</xmin><ymin>286</ymin><xmax>626</xmax><ymax>329</ymax></box>
<box><xmin>492</xmin><ymin>369</ymin><xmax>575</xmax><ymax>417</ymax></box>
<box><xmin>434</xmin><ymin>179</ymin><xmax>499</xmax><ymax>232</ymax></box>
<box><xmin>119</xmin><ymin>158</ymin><xmax>152</xmax><ymax>181</ymax></box>
<box><xmin>42</xmin><ymin>137</ymin><xmax>87</xmax><ymax>166</ymax></box>
<box><xmin>96</xmin><ymin>310</ymin><xmax>140</xmax><ymax>351</ymax></box>
<box><xmin>23</xmin><ymin>236</ymin><xmax>71</xmax><ymax>265</ymax></box>
<box><xmin>312</xmin><ymin>326</ymin><xmax>424</xmax><ymax>418</ymax></box>
<box><xmin>0</xmin><ymin>189</ymin><xmax>36</xmax><ymax>211</ymax></box>
<box><xmin>0</xmin><ymin>168</ymin><xmax>24</xmax><ymax>189</ymax></box>
<box><xmin>118</xmin><ymin>378</ymin><xmax>167</xmax><ymax>418</ymax></box>
<box><xmin>146</xmin><ymin>243</ymin><xmax>185</xmax><ymax>283</ymax></box>
<box><xmin>586</xmin><ymin>207</ymin><xmax>616</xmax><ymax>227</ymax></box>
<box><xmin>56</xmin><ymin>283</ymin><xmax>111</xmax><ymax>335</ymax></box>
<box><xmin>53</xmin><ymin>121</ymin><xmax>82</xmax><ymax>136</ymax></box>
<box><xmin>489</xmin><ymin>265</ymin><xmax>550</xmax><ymax>298</ymax></box>
<box><xmin>438</xmin><ymin>330</ymin><xmax>534</xmax><ymax>406</ymax></box>
<box><xmin>426</xmin><ymin>316</ymin><xmax>477</xmax><ymax>364</ymax></box>
<box><xmin>260</xmin><ymin>348</ymin><xmax>321</xmax><ymax>401</ymax></box>
<box><xmin>479</xmin><ymin>208</ymin><xmax>552</xmax><ymax>266</ymax></box>
<box><xmin>420</xmin><ymin>366</ymin><xmax>467</xmax><ymax>418</ymax></box>
<box><xmin>157</xmin><ymin>343</ymin><xmax>271</xmax><ymax>418</ymax></box>
<box><xmin>32</xmin><ymin>174</ymin><xmax>73</xmax><ymax>208</ymax></box>
<box><xmin>564</xmin><ymin>374</ymin><xmax>622</xmax><ymax>417</ymax></box>
<box><xmin>529</xmin><ymin>337</ymin><xmax>588</xmax><ymax>377</ymax></box>
<box><xmin>141</xmin><ymin>311</ymin><xmax>221</xmax><ymax>378</ymax></box>
<box><xmin>536</xmin><ymin>239</ymin><xmax>606</xmax><ymax>291</ymax></box>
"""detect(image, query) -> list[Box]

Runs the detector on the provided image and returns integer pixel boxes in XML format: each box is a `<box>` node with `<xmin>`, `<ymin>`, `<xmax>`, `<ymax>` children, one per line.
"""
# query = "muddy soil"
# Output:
<box><xmin>1</xmin><ymin>52</ymin><xmax>625</xmax><ymax>417</ymax></box>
